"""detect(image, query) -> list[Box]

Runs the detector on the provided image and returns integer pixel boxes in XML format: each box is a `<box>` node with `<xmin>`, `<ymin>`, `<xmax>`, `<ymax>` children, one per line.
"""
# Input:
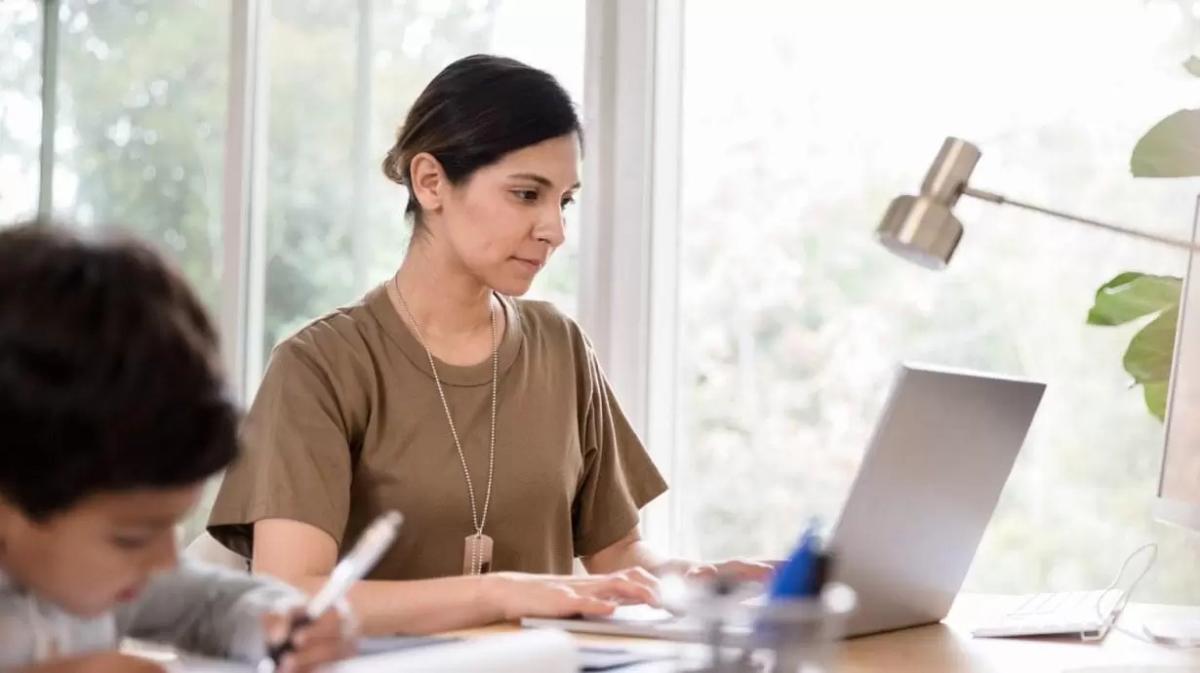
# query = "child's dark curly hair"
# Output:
<box><xmin>0</xmin><ymin>221</ymin><xmax>239</xmax><ymax>520</ymax></box>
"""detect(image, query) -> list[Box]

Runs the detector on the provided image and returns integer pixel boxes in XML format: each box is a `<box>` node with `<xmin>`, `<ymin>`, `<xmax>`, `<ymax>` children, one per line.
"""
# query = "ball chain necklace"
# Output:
<box><xmin>393</xmin><ymin>277</ymin><xmax>498</xmax><ymax>575</ymax></box>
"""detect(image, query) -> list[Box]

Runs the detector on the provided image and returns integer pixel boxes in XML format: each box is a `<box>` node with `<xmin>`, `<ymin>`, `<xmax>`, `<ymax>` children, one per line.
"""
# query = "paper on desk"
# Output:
<box><xmin>331</xmin><ymin>629</ymin><xmax>578</xmax><ymax>673</ymax></box>
<box><xmin>171</xmin><ymin>629</ymin><xmax>578</xmax><ymax>673</ymax></box>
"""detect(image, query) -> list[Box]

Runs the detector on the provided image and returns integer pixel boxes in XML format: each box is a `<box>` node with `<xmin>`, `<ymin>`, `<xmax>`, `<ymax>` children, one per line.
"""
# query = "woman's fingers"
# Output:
<box><xmin>618</xmin><ymin>566</ymin><xmax>660</xmax><ymax>589</ymax></box>
<box><xmin>589</xmin><ymin>574</ymin><xmax>661</xmax><ymax>607</ymax></box>
<box><xmin>562</xmin><ymin>593</ymin><xmax>619</xmax><ymax>617</ymax></box>
<box><xmin>522</xmin><ymin>582</ymin><xmax>617</xmax><ymax>619</ymax></box>
<box><xmin>718</xmin><ymin>560</ymin><xmax>776</xmax><ymax>583</ymax></box>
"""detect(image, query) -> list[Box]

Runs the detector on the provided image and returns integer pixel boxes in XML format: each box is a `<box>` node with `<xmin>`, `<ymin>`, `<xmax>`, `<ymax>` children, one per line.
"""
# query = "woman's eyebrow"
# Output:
<box><xmin>508</xmin><ymin>172</ymin><xmax>581</xmax><ymax>190</ymax></box>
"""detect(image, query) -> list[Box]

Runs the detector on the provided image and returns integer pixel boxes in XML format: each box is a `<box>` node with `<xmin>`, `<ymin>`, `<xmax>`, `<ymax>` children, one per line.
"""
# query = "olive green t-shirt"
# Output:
<box><xmin>208</xmin><ymin>285</ymin><xmax>667</xmax><ymax>580</ymax></box>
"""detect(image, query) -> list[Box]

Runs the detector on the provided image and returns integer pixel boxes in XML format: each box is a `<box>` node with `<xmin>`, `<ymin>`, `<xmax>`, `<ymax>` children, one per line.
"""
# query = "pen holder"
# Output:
<box><xmin>672</xmin><ymin>583</ymin><xmax>857</xmax><ymax>673</ymax></box>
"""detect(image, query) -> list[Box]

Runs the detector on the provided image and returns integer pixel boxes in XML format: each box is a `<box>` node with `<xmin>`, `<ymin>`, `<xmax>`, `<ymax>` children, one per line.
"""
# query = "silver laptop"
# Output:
<box><xmin>522</xmin><ymin>363</ymin><xmax>1045</xmax><ymax>640</ymax></box>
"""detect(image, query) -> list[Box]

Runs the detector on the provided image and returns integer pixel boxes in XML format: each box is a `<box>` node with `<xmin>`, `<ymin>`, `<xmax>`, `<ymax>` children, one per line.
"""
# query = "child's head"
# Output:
<box><xmin>0</xmin><ymin>222</ymin><xmax>238</xmax><ymax>617</ymax></box>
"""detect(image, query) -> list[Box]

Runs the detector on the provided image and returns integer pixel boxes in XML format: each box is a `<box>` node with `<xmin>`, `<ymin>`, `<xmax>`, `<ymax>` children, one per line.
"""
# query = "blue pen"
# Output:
<box><xmin>752</xmin><ymin>522</ymin><xmax>829</xmax><ymax>673</ymax></box>
<box><xmin>768</xmin><ymin>521</ymin><xmax>821</xmax><ymax>599</ymax></box>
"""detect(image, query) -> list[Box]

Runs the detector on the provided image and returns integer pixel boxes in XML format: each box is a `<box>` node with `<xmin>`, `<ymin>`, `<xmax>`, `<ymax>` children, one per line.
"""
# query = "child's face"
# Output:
<box><xmin>0</xmin><ymin>484</ymin><xmax>203</xmax><ymax>617</ymax></box>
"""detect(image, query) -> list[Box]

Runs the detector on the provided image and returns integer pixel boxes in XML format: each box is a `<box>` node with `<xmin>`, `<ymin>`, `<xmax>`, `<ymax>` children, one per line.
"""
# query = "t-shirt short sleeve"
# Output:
<box><xmin>207</xmin><ymin>339</ymin><xmax>358</xmax><ymax>558</ymax></box>
<box><xmin>572</xmin><ymin>346</ymin><xmax>669</xmax><ymax>558</ymax></box>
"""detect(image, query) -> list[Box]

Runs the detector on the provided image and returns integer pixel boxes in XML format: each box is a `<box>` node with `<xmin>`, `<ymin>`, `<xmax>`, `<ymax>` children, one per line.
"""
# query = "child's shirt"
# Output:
<box><xmin>0</xmin><ymin>558</ymin><xmax>301</xmax><ymax>668</ymax></box>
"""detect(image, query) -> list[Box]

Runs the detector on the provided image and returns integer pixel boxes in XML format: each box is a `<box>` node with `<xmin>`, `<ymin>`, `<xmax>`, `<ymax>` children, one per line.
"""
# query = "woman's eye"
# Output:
<box><xmin>514</xmin><ymin>190</ymin><xmax>538</xmax><ymax>202</ymax></box>
<box><xmin>560</xmin><ymin>195</ymin><xmax>576</xmax><ymax>209</ymax></box>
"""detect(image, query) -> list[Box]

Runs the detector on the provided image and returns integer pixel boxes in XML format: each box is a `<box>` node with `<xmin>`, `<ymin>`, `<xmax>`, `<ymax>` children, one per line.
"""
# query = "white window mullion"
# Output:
<box><xmin>349</xmin><ymin>0</ymin><xmax>373</xmax><ymax>293</ymax></box>
<box><xmin>580</xmin><ymin>0</ymin><xmax>656</xmax><ymax>432</ymax></box>
<box><xmin>645</xmin><ymin>0</ymin><xmax>685</xmax><ymax>556</ymax></box>
<box><xmin>220</xmin><ymin>0</ymin><xmax>270</xmax><ymax>404</ymax></box>
<box><xmin>37</xmin><ymin>0</ymin><xmax>60</xmax><ymax>221</ymax></box>
<box><xmin>580</xmin><ymin>0</ymin><xmax>684</xmax><ymax>552</ymax></box>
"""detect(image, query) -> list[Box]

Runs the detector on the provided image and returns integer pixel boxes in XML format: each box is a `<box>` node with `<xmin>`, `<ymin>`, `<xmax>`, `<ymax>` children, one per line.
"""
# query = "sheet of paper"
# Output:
<box><xmin>330</xmin><ymin>629</ymin><xmax>578</xmax><ymax>673</ymax></box>
<box><xmin>168</xmin><ymin>629</ymin><xmax>578</xmax><ymax>673</ymax></box>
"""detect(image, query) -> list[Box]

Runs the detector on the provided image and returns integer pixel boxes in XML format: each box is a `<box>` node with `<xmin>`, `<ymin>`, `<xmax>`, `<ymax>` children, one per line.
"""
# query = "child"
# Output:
<box><xmin>0</xmin><ymin>222</ymin><xmax>357</xmax><ymax>672</ymax></box>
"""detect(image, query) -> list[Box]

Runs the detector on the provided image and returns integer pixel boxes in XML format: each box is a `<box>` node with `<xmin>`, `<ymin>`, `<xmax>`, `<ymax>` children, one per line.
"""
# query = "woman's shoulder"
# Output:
<box><xmin>510</xmin><ymin>297</ymin><xmax>603</xmax><ymax>391</ymax></box>
<box><xmin>268</xmin><ymin>292</ymin><xmax>384</xmax><ymax>376</ymax></box>
<box><xmin>511</xmin><ymin>297</ymin><xmax>590</xmax><ymax>350</ymax></box>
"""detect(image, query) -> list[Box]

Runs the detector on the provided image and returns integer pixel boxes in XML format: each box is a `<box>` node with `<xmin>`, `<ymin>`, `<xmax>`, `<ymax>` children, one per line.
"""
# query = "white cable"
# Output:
<box><xmin>1081</xmin><ymin>542</ymin><xmax>1158</xmax><ymax>643</ymax></box>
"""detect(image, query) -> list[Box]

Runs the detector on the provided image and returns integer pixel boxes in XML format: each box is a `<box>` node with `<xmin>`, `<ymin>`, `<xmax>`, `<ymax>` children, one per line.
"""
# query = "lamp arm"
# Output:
<box><xmin>960</xmin><ymin>186</ymin><xmax>1200</xmax><ymax>253</ymax></box>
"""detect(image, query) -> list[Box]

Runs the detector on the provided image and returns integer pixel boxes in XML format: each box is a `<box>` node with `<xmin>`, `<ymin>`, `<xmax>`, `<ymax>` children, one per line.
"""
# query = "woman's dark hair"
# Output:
<box><xmin>0</xmin><ymin>221</ymin><xmax>239</xmax><ymax>521</ymax></box>
<box><xmin>382</xmin><ymin>54</ymin><xmax>582</xmax><ymax>223</ymax></box>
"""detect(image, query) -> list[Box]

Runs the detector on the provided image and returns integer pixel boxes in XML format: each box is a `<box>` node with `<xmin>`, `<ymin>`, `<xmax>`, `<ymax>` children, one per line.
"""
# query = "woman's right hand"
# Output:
<box><xmin>483</xmin><ymin>568</ymin><xmax>662</xmax><ymax>621</ymax></box>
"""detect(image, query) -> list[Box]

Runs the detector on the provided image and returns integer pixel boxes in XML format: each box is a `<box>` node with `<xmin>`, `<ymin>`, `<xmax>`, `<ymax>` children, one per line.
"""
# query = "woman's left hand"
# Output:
<box><xmin>680</xmin><ymin>559</ymin><xmax>778</xmax><ymax>584</ymax></box>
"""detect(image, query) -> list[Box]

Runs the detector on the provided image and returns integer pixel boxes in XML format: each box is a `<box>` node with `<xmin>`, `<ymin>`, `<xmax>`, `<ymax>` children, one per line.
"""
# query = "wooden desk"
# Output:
<box><xmin>839</xmin><ymin>595</ymin><xmax>1200</xmax><ymax>673</ymax></box>
<box><xmin>454</xmin><ymin>595</ymin><xmax>1200</xmax><ymax>672</ymax></box>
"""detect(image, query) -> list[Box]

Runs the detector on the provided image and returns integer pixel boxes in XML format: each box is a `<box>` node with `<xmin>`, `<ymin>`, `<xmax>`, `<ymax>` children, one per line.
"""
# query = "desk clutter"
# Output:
<box><xmin>652</xmin><ymin>524</ymin><xmax>854</xmax><ymax>673</ymax></box>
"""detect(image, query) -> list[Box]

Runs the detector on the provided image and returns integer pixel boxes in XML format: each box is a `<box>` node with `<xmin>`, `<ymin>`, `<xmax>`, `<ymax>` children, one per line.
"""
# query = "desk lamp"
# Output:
<box><xmin>876</xmin><ymin>137</ymin><xmax>1200</xmax><ymax>265</ymax></box>
<box><xmin>877</xmin><ymin>136</ymin><xmax>1200</xmax><ymax>644</ymax></box>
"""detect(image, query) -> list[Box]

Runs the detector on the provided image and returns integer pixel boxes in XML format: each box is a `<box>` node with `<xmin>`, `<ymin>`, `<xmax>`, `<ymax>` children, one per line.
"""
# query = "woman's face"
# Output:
<box><xmin>434</xmin><ymin>133</ymin><xmax>580</xmax><ymax>297</ymax></box>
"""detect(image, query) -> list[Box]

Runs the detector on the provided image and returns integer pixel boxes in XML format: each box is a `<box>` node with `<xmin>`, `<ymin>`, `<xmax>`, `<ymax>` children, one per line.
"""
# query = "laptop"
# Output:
<box><xmin>522</xmin><ymin>363</ymin><xmax>1046</xmax><ymax>640</ymax></box>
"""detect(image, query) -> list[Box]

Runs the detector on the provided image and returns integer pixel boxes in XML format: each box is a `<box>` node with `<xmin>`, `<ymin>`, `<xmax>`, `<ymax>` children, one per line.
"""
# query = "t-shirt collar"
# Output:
<box><xmin>365</xmin><ymin>283</ymin><xmax>523</xmax><ymax>387</ymax></box>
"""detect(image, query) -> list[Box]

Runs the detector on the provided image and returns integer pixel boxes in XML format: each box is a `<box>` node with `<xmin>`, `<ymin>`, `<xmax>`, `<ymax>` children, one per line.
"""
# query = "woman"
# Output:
<box><xmin>209</xmin><ymin>54</ymin><xmax>771</xmax><ymax>636</ymax></box>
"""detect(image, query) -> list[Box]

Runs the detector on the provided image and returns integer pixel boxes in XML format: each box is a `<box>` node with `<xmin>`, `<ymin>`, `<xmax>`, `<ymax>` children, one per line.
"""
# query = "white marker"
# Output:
<box><xmin>259</xmin><ymin>510</ymin><xmax>403</xmax><ymax>672</ymax></box>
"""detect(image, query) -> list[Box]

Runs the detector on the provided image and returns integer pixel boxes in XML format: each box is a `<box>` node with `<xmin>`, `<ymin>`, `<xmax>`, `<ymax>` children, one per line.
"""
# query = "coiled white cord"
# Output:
<box><xmin>1082</xmin><ymin>542</ymin><xmax>1163</xmax><ymax>644</ymax></box>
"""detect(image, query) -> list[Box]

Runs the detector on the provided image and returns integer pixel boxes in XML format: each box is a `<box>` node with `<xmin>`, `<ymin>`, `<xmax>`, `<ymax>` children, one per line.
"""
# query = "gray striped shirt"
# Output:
<box><xmin>0</xmin><ymin>559</ymin><xmax>301</xmax><ymax>669</ymax></box>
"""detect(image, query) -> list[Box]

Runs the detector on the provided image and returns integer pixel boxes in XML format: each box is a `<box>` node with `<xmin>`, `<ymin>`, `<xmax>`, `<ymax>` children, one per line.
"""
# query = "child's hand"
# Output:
<box><xmin>263</xmin><ymin>605</ymin><xmax>359</xmax><ymax>673</ymax></box>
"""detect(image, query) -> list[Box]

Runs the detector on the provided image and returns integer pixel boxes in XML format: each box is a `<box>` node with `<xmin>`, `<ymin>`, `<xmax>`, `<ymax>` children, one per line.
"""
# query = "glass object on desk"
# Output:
<box><xmin>663</xmin><ymin>579</ymin><xmax>857</xmax><ymax>673</ymax></box>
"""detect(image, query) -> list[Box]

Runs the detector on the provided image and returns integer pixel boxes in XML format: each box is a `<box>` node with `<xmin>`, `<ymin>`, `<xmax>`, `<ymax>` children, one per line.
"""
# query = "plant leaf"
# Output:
<box><xmin>1086</xmin><ymin>273</ymin><xmax>1182</xmax><ymax>326</ymax></box>
<box><xmin>1131</xmin><ymin>109</ymin><xmax>1200</xmax><ymax>177</ymax></box>
<box><xmin>1185</xmin><ymin>56</ymin><xmax>1200</xmax><ymax>78</ymax></box>
<box><xmin>1143</xmin><ymin>381</ymin><xmax>1170</xmax><ymax>421</ymax></box>
<box><xmin>1123</xmin><ymin>305</ymin><xmax>1180</xmax><ymax>384</ymax></box>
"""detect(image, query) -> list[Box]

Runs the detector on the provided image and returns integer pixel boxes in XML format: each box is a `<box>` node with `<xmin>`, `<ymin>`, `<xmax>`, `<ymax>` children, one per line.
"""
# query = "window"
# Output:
<box><xmin>258</xmin><ymin>0</ymin><xmax>585</xmax><ymax>370</ymax></box>
<box><xmin>669</xmin><ymin>0</ymin><xmax>1200</xmax><ymax>601</ymax></box>
<box><xmin>13</xmin><ymin>0</ymin><xmax>1186</xmax><ymax>597</ymax></box>
<box><xmin>0</xmin><ymin>0</ymin><xmax>42</xmax><ymax>225</ymax></box>
<box><xmin>41</xmin><ymin>0</ymin><xmax>231</xmax><ymax>543</ymax></box>
<box><xmin>52</xmin><ymin>0</ymin><xmax>229</xmax><ymax>312</ymax></box>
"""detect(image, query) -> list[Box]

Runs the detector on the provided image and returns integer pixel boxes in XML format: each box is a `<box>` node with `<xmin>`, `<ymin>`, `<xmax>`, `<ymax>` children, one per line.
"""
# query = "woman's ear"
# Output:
<box><xmin>409</xmin><ymin>152</ymin><xmax>446</xmax><ymax>214</ymax></box>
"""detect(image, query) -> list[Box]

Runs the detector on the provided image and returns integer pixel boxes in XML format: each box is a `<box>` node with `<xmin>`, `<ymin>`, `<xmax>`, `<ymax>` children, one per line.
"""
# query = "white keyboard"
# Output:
<box><xmin>971</xmin><ymin>590</ymin><xmax>1125</xmax><ymax>639</ymax></box>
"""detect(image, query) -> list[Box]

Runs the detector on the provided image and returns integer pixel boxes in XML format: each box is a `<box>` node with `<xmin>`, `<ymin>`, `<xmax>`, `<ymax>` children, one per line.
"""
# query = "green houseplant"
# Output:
<box><xmin>1085</xmin><ymin>59</ymin><xmax>1200</xmax><ymax>420</ymax></box>
<box><xmin>1087</xmin><ymin>271</ymin><xmax>1181</xmax><ymax>420</ymax></box>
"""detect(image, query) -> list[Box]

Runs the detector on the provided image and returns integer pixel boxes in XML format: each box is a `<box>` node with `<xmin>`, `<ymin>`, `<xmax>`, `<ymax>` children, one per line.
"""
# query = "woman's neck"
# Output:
<box><xmin>393</xmin><ymin>240</ymin><xmax>495</xmax><ymax>341</ymax></box>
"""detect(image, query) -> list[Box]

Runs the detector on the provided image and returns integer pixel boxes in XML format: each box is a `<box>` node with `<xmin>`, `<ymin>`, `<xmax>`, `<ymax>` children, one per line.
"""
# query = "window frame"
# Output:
<box><xmin>578</xmin><ymin>0</ymin><xmax>685</xmax><ymax>552</ymax></box>
<box><xmin>29</xmin><ymin>0</ymin><xmax>684</xmax><ymax>552</ymax></box>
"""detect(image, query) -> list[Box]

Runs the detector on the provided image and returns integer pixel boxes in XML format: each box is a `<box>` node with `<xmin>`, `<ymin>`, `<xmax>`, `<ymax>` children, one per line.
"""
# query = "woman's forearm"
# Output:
<box><xmin>584</xmin><ymin>537</ymin><xmax>692</xmax><ymax>577</ymax></box>
<box><xmin>289</xmin><ymin>574</ymin><xmax>502</xmax><ymax>636</ymax></box>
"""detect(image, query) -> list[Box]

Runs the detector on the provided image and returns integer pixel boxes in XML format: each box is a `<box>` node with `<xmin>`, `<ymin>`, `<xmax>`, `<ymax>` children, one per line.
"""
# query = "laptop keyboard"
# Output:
<box><xmin>971</xmin><ymin>590</ymin><xmax>1125</xmax><ymax>638</ymax></box>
